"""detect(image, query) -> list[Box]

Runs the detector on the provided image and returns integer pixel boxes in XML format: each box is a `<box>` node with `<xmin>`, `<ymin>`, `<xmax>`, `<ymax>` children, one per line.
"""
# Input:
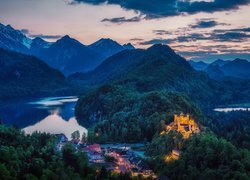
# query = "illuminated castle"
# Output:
<box><xmin>161</xmin><ymin>113</ymin><xmax>200</xmax><ymax>139</ymax></box>
<box><xmin>164</xmin><ymin>149</ymin><xmax>180</xmax><ymax>162</ymax></box>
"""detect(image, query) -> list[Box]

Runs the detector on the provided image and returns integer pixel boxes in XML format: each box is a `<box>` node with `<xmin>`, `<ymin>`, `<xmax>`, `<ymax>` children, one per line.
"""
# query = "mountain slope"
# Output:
<box><xmin>0</xmin><ymin>48</ymin><xmax>67</xmax><ymax>100</ymax></box>
<box><xmin>123</xmin><ymin>43</ymin><xmax>135</xmax><ymax>50</ymax></box>
<box><xmin>88</xmin><ymin>38</ymin><xmax>126</xmax><ymax>58</ymax></box>
<box><xmin>0</xmin><ymin>23</ymin><xmax>31</xmax><ymax>54</ymax></box>
<box><xmin>71</xmin><ymin>44</ymin><xmax>226</xmax><ymax>107</ymax></box>
<box><xmin>36</xmin><ymin>35</ymin><xmax>105</xmax><ymax>75</ymax></box>
<box><xmin>210</xmin><ymin>59</ymin><xmax>228</xmax><ymax>67</ymax></box>
<box><xmin>189</xmin><ymin>60</ymin><xmax>209</xmax><ymax>71</ymax></box>
<box><xmin>222</xmin><ymin>58</ymin><xmax>250</xmax><ymax>78</ymax></box>
<box><xmin>205</xmin><ymin>58</ymin><xmax>250</xmax><ymax>80</ymax></box>
<box><xmin>0</xmin><ymin>23</ymin><xmax>138</xmax><ymax>75</ymax></box>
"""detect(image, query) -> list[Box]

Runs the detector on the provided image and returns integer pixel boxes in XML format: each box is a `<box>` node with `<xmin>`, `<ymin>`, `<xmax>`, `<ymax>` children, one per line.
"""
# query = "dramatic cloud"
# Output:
<box><xmin>71</xmin><ymin>0</ymin><xmax>250</xmax><ymax>18</ymax></box>
<box><xmin>101</xmin><ymin>16</ymin><xmax>141</xmax><ymax>24</ymax></box>
<box><xmin>142</xmin><ymin>27</ymin><xmax>250</xmax><ymax>46</ymax></box>
<box><xmin>29</xmin><ymin>34</ymin><xmax>62</xmax><ymax>39</ymax></box>
<box><xmin>213</xmin><ymin>32</ymin><xmax>250</xmax><ymax>42</ymax></box>
<box><xmin>190</xmin><ymin>19</ymin><xmax>228</xmax><ymax>29</ymax></box>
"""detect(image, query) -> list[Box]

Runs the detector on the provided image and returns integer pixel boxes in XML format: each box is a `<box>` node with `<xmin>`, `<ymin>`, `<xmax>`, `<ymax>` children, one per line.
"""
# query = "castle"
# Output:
<box><xmin>162</xmin><ymin>113</ymin><xmax>200</xmax><ymax>162</ymax></box>
<box><xmin>161</xmin><ymin>113</ymin><xmax>200</xmax><ymax>139</ymax></box>
<box><xmin>164</xmin><ymin>149</ymin><xmax>180</xmax><ymax>162</ymax></box>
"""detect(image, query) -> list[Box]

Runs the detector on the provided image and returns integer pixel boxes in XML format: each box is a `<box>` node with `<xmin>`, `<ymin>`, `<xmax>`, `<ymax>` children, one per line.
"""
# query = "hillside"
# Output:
<box><xmin>189</xmin><ymin>60</ymin><xmax>209</xmax><ymax>71</ymax></box>
<box><xmin>88</xmin><ymin>38</ymin><xmax>127</xmax><ymax>58</ymax></box>
<box><xmin>0</xmin><ymin>23</ymin><xmax>136</xmax><ymax>75</ymax></box>
<box><xmin>190</xmin><ymin>58</ymin><xmax>250</xmax><ymax>80</ymax></box>
<box><xmin>71</xmin><ymin>44</ymin><xmax>228</xmax><ymax>107</ymax></box>
<box><xmin>0</xmin><ymin>23</ymin><xmax>31</xmax><ymax>54</ymax></box>
<box><xmin>0</xmin><ymin>48</ymin><xmax>69</xmax><ymax>100</ymax></box>
<box><xmin>35</xmin><ymin>35</ymin><xmax>104</xmax><ymax>75</ymax></box>
<box><xmin>222</xmin><ymin>58</ymin><xmax>250</xmax><ymax>79</ymax></box>
<box><xmin>75</xmin><ymin>84</ymin><xmax>204</xmax><ymax>142</ymax></box>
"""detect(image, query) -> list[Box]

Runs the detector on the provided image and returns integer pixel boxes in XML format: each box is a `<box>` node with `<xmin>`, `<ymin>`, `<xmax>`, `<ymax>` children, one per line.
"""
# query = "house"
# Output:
<box><xmin>83</xmin><ymin>144</ymin><xmax>104</xmax><ymax>163</ymax></box>
<box><xmin>83</xmin><ymin>144</ymin><xmax>101</xmax><ymax>153</ymax></box>
<box><xmin>87</xmin><ymin>151</ymin><xmax>104</xmax><ymax>163</ymax></box>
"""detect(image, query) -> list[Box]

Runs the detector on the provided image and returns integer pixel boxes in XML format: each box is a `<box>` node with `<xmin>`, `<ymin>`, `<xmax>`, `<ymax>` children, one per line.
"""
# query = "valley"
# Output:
<box><xmin>0</xmin><ymin>21</ymin><xmax>250</xmax><ymax>179</ymax></box>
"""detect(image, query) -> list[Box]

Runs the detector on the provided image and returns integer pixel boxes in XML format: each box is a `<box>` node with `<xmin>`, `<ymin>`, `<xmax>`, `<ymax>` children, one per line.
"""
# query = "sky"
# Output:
<box><xmin>0</xmin><ymin>0</ymin><xmax>250</xmax><ymax>62</ymax></box>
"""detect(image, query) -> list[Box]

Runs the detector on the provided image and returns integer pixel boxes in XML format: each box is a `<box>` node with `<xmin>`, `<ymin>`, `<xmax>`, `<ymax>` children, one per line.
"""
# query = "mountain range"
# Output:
<box><xmin>70</xmin><ymin>44</ymin><xmax>229</xmax><ymax>107</ymax></box>
<box><xmin>88</xmin><ymin>38</ymin><xmax>134</xmax><ymax>58</ymax></box>
<box><xmin>1</xmin><ymin>22</ymin><xmax>250</xmax><ymax>106</ymax></box>
<box><xmin>190</xmin><ymin>59</ymin><xmax>250</xmax><ymax>80</ymax></box>
<box><xmin>0</xmin><ymin>23</ymin><xmax>134</xmax><ymax>75</ymax></box>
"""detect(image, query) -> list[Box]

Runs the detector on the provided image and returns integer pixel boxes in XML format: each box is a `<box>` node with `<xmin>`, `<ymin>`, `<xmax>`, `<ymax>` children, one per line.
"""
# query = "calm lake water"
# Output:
<box><xmin>0</xmin><ymin>96</ymin><xmax>87</xmax><ymax>139</ymax></box>
<box><xmin>214</xmin><ymin>103</ymin><xmax>250</xmax><ymax>112</ymax></box>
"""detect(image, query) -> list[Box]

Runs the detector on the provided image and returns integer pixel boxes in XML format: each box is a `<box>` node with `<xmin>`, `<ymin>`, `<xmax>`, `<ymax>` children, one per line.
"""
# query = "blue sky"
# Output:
<box><xmin>0</xmin><ymin>0</ymin><xmax>250</xmax><ymax>62</ymax></box>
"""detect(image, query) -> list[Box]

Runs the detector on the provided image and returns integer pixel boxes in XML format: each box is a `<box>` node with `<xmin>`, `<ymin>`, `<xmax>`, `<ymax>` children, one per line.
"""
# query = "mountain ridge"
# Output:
<box><xmin>0</xmin><ymin>23</ymin><xmax>135</xmax><ymax>75</ymax></box>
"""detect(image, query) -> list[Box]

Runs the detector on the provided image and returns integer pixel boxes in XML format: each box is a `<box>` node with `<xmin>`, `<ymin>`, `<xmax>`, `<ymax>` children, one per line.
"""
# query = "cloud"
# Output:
<box><xmin>101</xmin><ymin>16</ymin><xmax>141</xmax><ymax>24</ymax></box>
<box><xmin>19</xmin><ymin>28</ymin><xmax>62</xmax><ymax>40</ymax></box>
<box><xmin>190</xmin><ymin>19</ymin><xmax>228</xmax><ymax>29</ymax></box>
<box><xmin>178</xmin><ymin>50</ymin><xmax>218</xmax><ymax>58</ymax></box>
<box><xmin>141</xmin><ymin>28</ymin><xmax>250</xmax><ymax>45</ymax></box>
<box><xmin>153</xmin><ymin>30</ymin><xmax>171</xmax><ymax>35</ymax></box>
<box><xmin>71</xmin><ymin>0</ymin><xmax>250</xmax><ymax>18</ymax></box>
<box><xmin>139</xmin><ymin>38</ymin><xmax>175</xmax><ymax>45</ymax></box>
<box><xmin>212</xmin><ymin>32</ymin><xmax>250</xmax><ymax>42</ymax></box>
<box><xmin>29</xmin><ymin>34</ymin><xmax>62</xmax><ymax>39</ymax></box>
<box><xmin>177</xmin><ymin>48</ymin><xmax>250</xmax><ymax>61</ymax></box>
<box><xmin>130</xmin><ymin>38</ymin><xmax>144</xmax><ymax>41</ymax></box>
<box><xmin>178</xmin><ymin>0</ymin><xmax>250</xmax><ymax>14</ymax></box>
<box><xmin>214</xmin><ymin>27</ymin><xmax>250</xmax><ymax>33</ymax></box>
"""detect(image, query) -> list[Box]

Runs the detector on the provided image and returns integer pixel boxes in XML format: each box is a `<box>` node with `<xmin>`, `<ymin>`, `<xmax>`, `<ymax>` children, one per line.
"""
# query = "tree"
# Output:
<box><xmin>0</xmin><ymin>163</ymin><xmax>11</xmax><ymax>179</ymax></box>
<box><xmin>71</xmin><ymin>130</ymin><xmax>80</xmax><ymax>140</ymax></box>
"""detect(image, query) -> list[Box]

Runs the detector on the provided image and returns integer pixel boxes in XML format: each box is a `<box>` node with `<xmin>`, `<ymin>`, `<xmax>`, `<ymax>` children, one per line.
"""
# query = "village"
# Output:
<box><xmin>55</xmin><ymin>133</ymin><xmax>155</xmax><ymax>178</ymax></box>
<box><xmin>55</xmin><ymin>113</ymin><xmax>200</xmax><ymax>177</ymax></box>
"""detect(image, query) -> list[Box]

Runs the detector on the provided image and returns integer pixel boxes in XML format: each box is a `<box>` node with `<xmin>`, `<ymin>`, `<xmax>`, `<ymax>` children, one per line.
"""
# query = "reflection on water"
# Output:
<box><xmin>0</xmin><ymin>96</ymin><xmax>87</xmax><ymax>139</ymax></box>
<box><xmin>214</xmin><ymin>107</ymin><xmax>249</xmax><ymax>112</ymax></box>
<box><xmin>23</xmin><ymin>110</ymin><xmax>87</xmax><ymax>140</ymax></box>
<box><xmin>28</xmin><ymin>96</ymin><xmax>78</xmax><ymax>108</ymax></box>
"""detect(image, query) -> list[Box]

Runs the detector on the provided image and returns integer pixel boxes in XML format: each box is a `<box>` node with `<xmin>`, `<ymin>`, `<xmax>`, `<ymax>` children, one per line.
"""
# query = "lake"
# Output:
<box><xmin>0</xmin><ymin>96</ymin><xmax>87</xmax><ymax>139</ymax></box>
<box><xmin>214</xmin><ymin>103</ymin><xmax>250</xmax><ymax>112</ymax></box>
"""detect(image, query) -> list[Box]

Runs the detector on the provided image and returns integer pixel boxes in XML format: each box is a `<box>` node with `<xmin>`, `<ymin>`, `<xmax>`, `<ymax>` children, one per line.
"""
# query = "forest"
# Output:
<box><xmin>75</xmin><ymin>84</ymin><xmax>204</xmax><ymax>143</ymax></box>
<box><xmin>147</xmin><ymin>133</ymin><xmax>250</xmax><ymax>180</ymax></box>
<box><xmin>0</xmin><ymin>124</ymin><xmax>150</xmax><ymax>180</ymax></box>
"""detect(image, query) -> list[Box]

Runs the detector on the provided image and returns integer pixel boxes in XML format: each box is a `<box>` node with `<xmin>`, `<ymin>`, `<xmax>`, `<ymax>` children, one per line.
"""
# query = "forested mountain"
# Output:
<box><xmin>190</xmin><ymin>58</ymin><xmax>250</xmax><ymax>80</ymax></box>
<box><xmin>74</xmin><ymin>44</ymin><xmax>250</xmax><ymax>144</ymax></box>
<box><xmin>72</xmin><ymin>44</ymin><xmax>248</xmax><ymax>108</ymax></box>
<box><xmin>147</xmin><ymin>132</ymin><xmax>250</xmax><ymax>179</ymax></box>
<box><xmin>221</xmin><ymin>59</ymin><xmax>250</xmax><ymax>79</ymax></box>
<box><xmin>75</xmin><ymin>84</ymin><xmax>204</xmax><ymax>142</ymax></box>
<box><xmin>0</xmin><ymin>48</ymin><xmax>69</xmax><ymax>101</ymax></box>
